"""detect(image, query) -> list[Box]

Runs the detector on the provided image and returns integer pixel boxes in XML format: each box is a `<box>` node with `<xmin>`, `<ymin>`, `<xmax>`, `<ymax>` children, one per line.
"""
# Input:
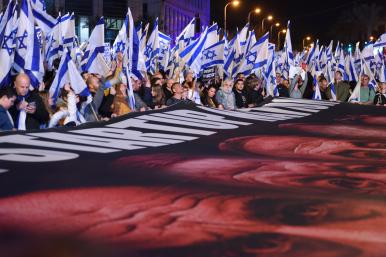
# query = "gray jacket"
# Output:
<box><xmin>216</xmin><ymin>88</ymin><xmax>236</xmax><ymax>110</ymax></box>
<box><xmin>289</xmin><ymin>74</ymin><xmax>308</xmax><ymax>99</ymax></box>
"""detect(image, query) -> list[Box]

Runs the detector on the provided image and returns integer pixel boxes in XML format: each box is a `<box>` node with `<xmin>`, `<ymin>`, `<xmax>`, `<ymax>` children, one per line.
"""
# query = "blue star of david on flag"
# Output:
<box><xmin>2</xmin><ymin>33</ymin><xmax>15</xmax><ymax>55</ymax></box>
<box><xmin>16</xmin><ymin>31</ymin><xmax>28</xmax><ymax>49</ymax></box>
<box><xmin>234</xmin><ymin>54</ymin><xmax>243</xmax><ymax>64</ymax></box>
<box><xmin>145</xmin><ymin>45</ymin><xmax>152</xmax><ymax>57</ymax></box>
<box><xmin>203</xmin><ymin>50</ymin><xmax>216</xmax><ymax>61</ymax></box>
<box><xmin>246</xmin><ymin>52</ymin><xmax>257</xmax><ymax>66</ymax></box>
<box><xmin>115</xmin><ymin>40</ymin><xmax>125</xmax><ymax>52</ymax></box>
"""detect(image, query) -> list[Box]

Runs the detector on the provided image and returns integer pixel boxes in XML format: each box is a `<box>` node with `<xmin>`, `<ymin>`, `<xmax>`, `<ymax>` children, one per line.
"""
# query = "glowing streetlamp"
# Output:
<box><xmin>261</xmin><ymin>15</ymin><xmax>273</xmax><ymax>33</ymax></box>
<box><xmin>247</xmin><ymin>8</ymin><xmax>261</xmax><ymax>24</ymax></box>
<box><xmin>302</xmin><ymin>36</ymin><xmax>311</xmax><ymax>48</ymax></box>
<box><xmin>224</xmin><ymin>1</ymin><xmax>240</xmax><ymax>35</ymax></box>
<box><xmin>277</xmin><ymin>29</ymin><xmax>286</xmax><ymax>50</ymax></box>
<box><xmin>270</xmin><ymin>22</ymin><xmax>280</xmax><ymax>41</ymax></box>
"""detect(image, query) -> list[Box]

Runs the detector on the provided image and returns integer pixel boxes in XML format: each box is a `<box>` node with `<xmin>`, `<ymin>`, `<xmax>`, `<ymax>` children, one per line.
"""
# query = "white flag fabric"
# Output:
<box><xmin>312</xmin><ymin>75</ymin><xmax>322</xmax><ymax>100</ymax></box>
<box><xmin>30</xmin><ymin>0</ymin><xmax>56</xmax><ymax>35</ymax></box>
<box><xmin>144</xmin><ymin>18</ymin><xmax>160</xmax><ymax>74</ymax></box>
<box><xmin>50</xmin><ymin>49</ymin><xmax>90</xmax><ymax>103</ymax></box>
<box><xmin>0</xmin><ymin>1</ymin><xmax>17</xmax><ymax>87</ymax></box>
<box><xmin>113</xmin><ymin>15</ymin><xmax>127</xmax><ymax>54</ymax></box>
<box><xmin>284</xmin><ymin>21</ymin><xmax>294</xmax><ymax>66</ymax></box>
<box><xmin>345</xmin><ymin>53</ymin><xmax>358</xmax><ymax>82</ymax></box>
<box><xmin>14</xmin><ymin>0</ymin><xmax>44</xmax><ymax>88</ymax></box>
<box><xmin>238</xmin><ymin>32</ymin><xmax>269</xmax><ymax>76</ymax></box>
<box><xmin>81</xmin><ymin>17</ymin><xmax>105</xmax><ymax>73</ymax></box>
<box><xmin>374</xmin><ymin>32</ymin><xmax>386</xmax><ymax>48</ymax></box>
<box><xmin>201</xmin><ymin>39</ymin><xmax>225</xmax><ymax>70</ymax></box>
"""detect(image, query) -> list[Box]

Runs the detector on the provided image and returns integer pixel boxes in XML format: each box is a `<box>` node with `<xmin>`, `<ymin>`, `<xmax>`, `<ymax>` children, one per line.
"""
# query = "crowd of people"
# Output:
<box><xmin>1</xmin><ymin>53</ymin><xmax>386</xmax><ymax>132</ymax></box>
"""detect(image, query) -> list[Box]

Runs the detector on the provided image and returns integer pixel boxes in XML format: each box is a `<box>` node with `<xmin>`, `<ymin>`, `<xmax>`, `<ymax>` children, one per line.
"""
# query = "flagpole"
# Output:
<box><xmin>224</xmin><ymin>1</ymin><xmax>240</xmax><ymax>38</ymax></box>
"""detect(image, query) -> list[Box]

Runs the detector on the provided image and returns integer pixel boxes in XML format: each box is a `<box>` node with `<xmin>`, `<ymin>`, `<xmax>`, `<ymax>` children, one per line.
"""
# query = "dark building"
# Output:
<box><xmin>0</xmin><ymin>0</ymin><xmax>210</xmax><ymax>43</ymax></box>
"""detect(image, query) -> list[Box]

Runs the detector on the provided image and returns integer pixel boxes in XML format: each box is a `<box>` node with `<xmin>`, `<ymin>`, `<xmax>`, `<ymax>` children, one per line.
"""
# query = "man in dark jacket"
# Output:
<box><xmin>9</xmin><ymin>74</ymin><xmax>49</xmax><ymax>130</ymax></box>
<box><xmin>0</xmin><ymin>87</ymin><xmax>17</xmax><ymax>131</ymax></box>
<box><xmin>233</xmin><ymin>79</ymin><xmax>249</xmax><ymax>109</ymax></box>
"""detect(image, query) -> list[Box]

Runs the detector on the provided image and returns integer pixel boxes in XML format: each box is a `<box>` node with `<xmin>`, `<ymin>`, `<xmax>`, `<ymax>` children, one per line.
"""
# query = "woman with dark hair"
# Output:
<box><xmin>201</xmin><ymin>85</ymin><xmax>224</xmax><ymax>109</ymax></box>
<box><xmin>151</xmin><ymin>84</ymin><xmax>166</xmax><ymax>109</ymax></box>
<box><xmin>244</xmin><ymin>77</ymin><xmax>264</xmax><ymax>107</ymax></box>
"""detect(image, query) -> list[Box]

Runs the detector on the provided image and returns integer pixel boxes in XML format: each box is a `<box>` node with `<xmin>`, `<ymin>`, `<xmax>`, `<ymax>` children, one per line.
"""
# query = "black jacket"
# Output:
<box><xmin>234</xmin><ymin>90</ymin><xmax>249</xmax><ymax>108</ymax></box>
<box><xmin>9</xmin><ymin>91</ymin><xmax>49</xmax><ymax>130</ymax></box>
<box><xmin>374</xmin><ymin>93</ymin><xmax>386</xmax><ymax>105</ymax></box>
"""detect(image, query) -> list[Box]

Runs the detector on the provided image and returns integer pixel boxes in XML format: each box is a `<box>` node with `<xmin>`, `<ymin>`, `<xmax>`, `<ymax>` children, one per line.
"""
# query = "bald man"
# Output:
<box><xmin>9</xmin><ymin>74</ymin><xmax>49</xmax><ymax>130</ymax></box>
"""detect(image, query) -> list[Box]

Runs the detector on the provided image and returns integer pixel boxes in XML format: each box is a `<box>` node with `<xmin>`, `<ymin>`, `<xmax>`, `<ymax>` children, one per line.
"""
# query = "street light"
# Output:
<box><xmin>224</xmin><ymin>0</ymin><xmax>240</xmax><ymax>36</ymax></box>
<box><xmin>302</xmin><ymin>36</ymin><xmax>311</xmax><ymax>48</ymax></box>
<box><xmin>261</xmin><ymin>15</ymin><xmax>273</xmax><ymax>33</ymax></box>
<box><xmin>369</xmin><ymin>36</ymin><xmax>374</xmax><ymax>42</ymax></box>
<box><xmin>247</xmin><ymin>8</ymin><xmax>261</xmax><ymax>24</ymax></box>
<box><xmin>270</xmin><ymin>22</ymin><xmax>280</xmax><ymax>41</ymax></box>
<box><xmin>277</xmin><ymin>29</ymin><xmax>286</xmax><ymax>50</ymax></box>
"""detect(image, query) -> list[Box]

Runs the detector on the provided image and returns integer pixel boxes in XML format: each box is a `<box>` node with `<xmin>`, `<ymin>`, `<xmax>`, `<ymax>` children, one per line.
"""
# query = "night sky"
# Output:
<box><xmin>211</xmin><ymin>0</ymin><xmax>385</xmax><ymax>49</ymax></box>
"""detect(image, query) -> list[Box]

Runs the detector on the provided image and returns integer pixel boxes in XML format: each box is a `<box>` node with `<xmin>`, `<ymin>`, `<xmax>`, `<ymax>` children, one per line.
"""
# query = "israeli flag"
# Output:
<box><xmin>284</xmin><ymin>21</ymin><xmax>294</xmax><ymax>66</ymax></box>
<box><xmin>276</xmin><ymin>51</ymin><xmax>287</xmax><ymax>78</ymax></box>
<box><xmin>326</xmin><ymin>40</ymin><xmax>333</xmax><ymax>62</ymax></box>
<box><xmin>361</xmin><ymin>44</ymin><xmax>375</xmax><ymax>68</ymax></box>
<box><xmin>230</xmin><ymin>32</ymin><xmax>245</xmax><ymax>77</ymax></box>
<box><xmin>186</xmin><ymin>24</ymin><xmax>218</xmax><ymax>76</ymax></box>
<box><xmin>201</xmin><ymin>39</ymin><xmax>225</xmax><ymax>70</ymax></box>
<box><xmin>144</xmin><ymin>18</ymin><xmax>160</xmax><ymax>74</ymax></box>
<box><xmin>113</xmin><ymin>15</ymin><xmax>128</xmax><ymax>54</ymax></box>
<box><xmin>176</xmin><ymin>17</ymin><xmax>196</xmax><ymax>49</ymax></box>
<box><xmin>49</xmin><ymin>49</ymin><xmax>90</xmax><ymax>103</ymax></box>
<box><xmin>124</xmin><ymin>7</ymin><xmax>146</xmax><ymax>81</ymax></box>
<box><xmin>337</xmin><ymin>49</ymin><xmax>346</xmax><ymax>77</ymax></box>
<box><xmin>306</xmin><ymin>40</ymin><xmax>317</xmax><ymax>65</ymax></box>
<box><xmin>223</xmin><ymin>35</ymin><xmax>235</xmax><ymax>78</ymax></box>
<box><xmin>14</xmin><ymin>0</ymin><xmax>44</xmax><ymax>88</ymax></box>
<box><xmin>60</xmin><ymin>13</ymin><xmax>75</xmax><ymax>48</ymax></box>
<box><xmin>140</xmin><ymin>23</ymin><xmax>149</xmax><ymax>53</ymax></box>
<box><xmin>0</xmin><ymin>0</ymin><xmax>16</xmax><ymax>41</ymax></box>
<box><xmin>244</xmin><ymin>30</ymin><xmax>256</xmax><ymax>56</ymax></box>
<box><xmin>362</xmin><ymin>59</ymin><xmax>377</xmax><ymax>90</ymax></box>
<box><xmin>30</xmin><ymin>0</ymin><xmax>56</xmax><ymax>35</ymax></box>
<box><xmin>158</xmin><ymin>31</ymin><xmax>172</xmax><ymax>69</ymax></box>
<box><xmin>166</xmin><ymin>46</ymin><xmax>180</xmax><ymax>78</ymax></box>
<box><xmin>81</xmin><ymin>17</ymin><xmax>107</xmax><ymax>74</ymax></box>
<box><xmin>325</xmin><ymin>62</ymin><xmax>336</xmax><ymax>101</ymax></box>
<box><xmin>238</xmin><ymin>23</ymin><xmax>250</xmax><ymax>53</ymax></box>
<box><xmin>265</xmin><ymin>43</ymin><xmax>278</xmax><ymax>96</ymax></box>
<box><xmin>312</xmin><ymin>73</ymin><xmax>322</xmax><ymax>100</ymax></box>
<box><xmin>354</xmin><ymin>42</ymin><xmax>362</xmax><ymax>74</ymax></box>
<box><xmin>45</xmin><ymin>13</ymin><xmax>75</xmax><ymax>69</ymax></box>
<box><xmin>0</xmin><ymin>1</ymin><xmax>18</xmax><ymax>87</ymax></box>
<box><xmin>238</xmin><ymin>32</ymin><xmax>269</xmax><ymax>76</ymax></box>
<box><xmin>345</xmin><ymin>53</ymin><xmax>358</xmax><ymax>82</ymax></box>
<box><xmin>374</xmin><ymin>32</ymin><xmax>386</xmax><ymax>48</ymax></box>
<box><xmin>334</xmin><ymin>41</ymin><xmax>341</xmax><ymax>60</ymax></box>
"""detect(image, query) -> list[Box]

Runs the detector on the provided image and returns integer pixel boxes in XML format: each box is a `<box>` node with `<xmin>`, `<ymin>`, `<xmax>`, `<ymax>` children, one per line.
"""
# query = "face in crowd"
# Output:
<box><xmin>14</xmin><ymin>74</ymin><xmax>31</xmax><ymax>97</ymax></box>
<box><xmin>334</xmin><ymin>71</ymin><xmax>342</xmax><ymax>82</ymax></box>
<box><xmin>361</xmin><ymin>75</ymin><xmax>370</xmax><ymax>87</ymax></box>
<box><xmin>235</xmin><ymin>80</ymin><xmax>244</xmax><ymax>92</ymax></box>
<box><xmin>207</xmin><ymin>87</ymin><xmax>216</xmax><ymax>98</ymax></box>
<box><xmin>276</xmin><ymin>72</ymin><xmax>282</xmax><ymax>85</ymax></box>
<box><xmin>319</xmin><ymin>78</ymin><xmax>328</xmax><ymax>91</ymax></box>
